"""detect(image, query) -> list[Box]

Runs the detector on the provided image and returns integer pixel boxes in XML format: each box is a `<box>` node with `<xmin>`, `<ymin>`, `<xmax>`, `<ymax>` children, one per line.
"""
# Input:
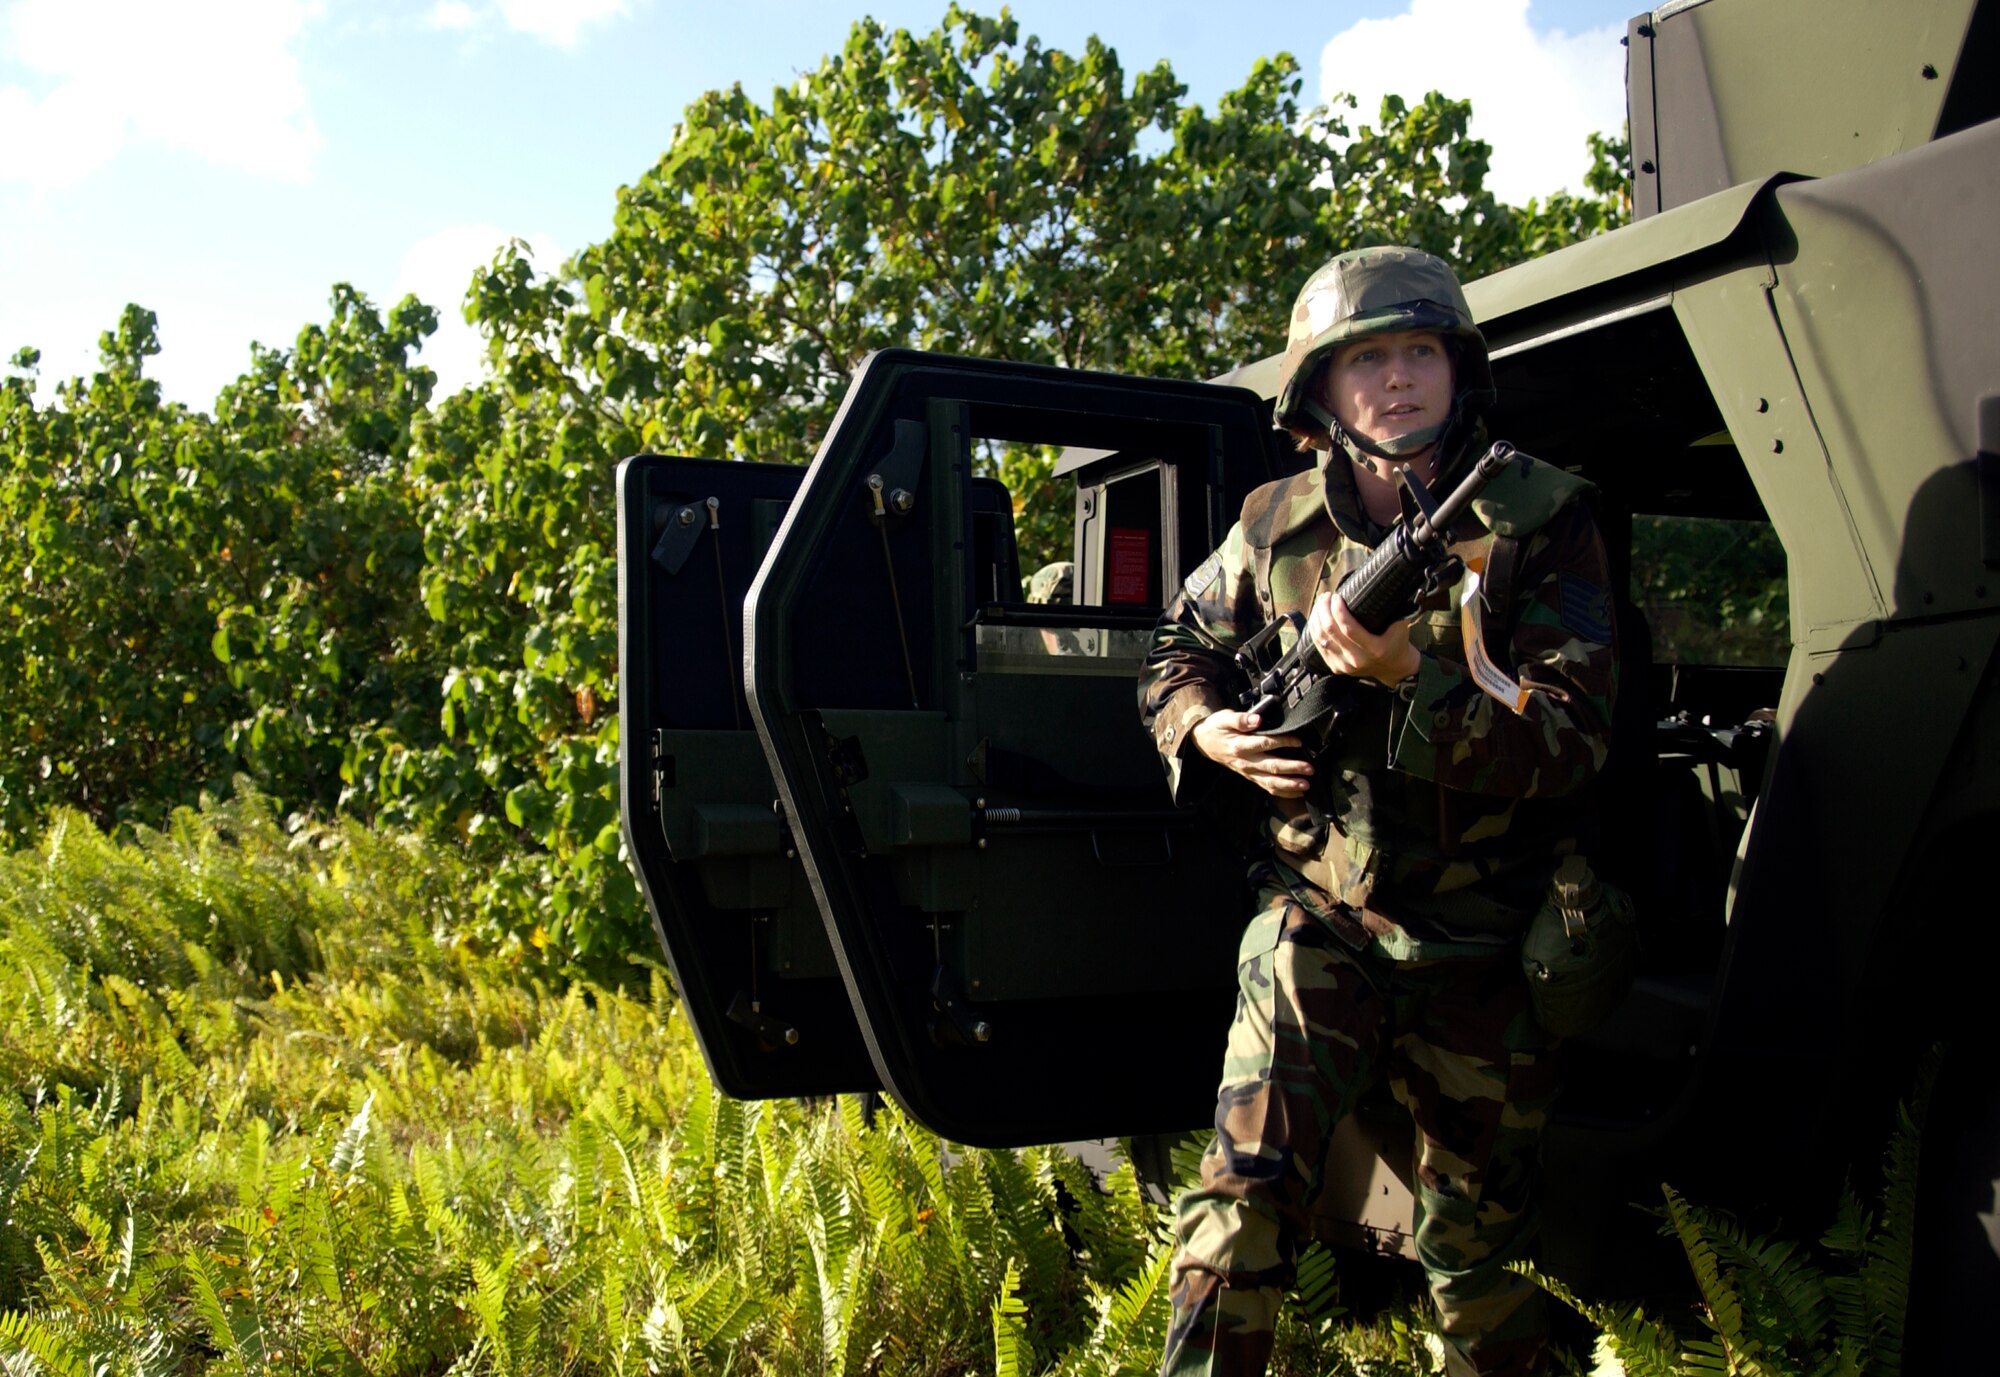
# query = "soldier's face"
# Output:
<box><xmin>1317</xmin><ymin>330</ymin><xmax>1453</xmax><ymax>453</ymax></box>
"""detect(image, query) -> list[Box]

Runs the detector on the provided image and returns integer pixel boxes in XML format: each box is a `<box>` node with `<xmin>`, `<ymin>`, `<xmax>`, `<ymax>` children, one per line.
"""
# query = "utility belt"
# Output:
<box><xmin>1261</xmin><ymin>820</ymin><xmax>1639</xmax><ymax>1039</ymax></box>
<box><xmin>1264</xmin><ymin>800</ymin><xmax>1541</xmax><ymax>937</ymax></box>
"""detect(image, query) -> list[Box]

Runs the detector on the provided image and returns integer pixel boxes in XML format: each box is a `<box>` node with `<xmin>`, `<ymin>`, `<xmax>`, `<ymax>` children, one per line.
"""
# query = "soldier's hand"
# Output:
<box><xmin>1308</xmin><ymin>592</ymin><xmax>1422</xmax><ymax>687</ymax></box>
<box><xmin>1191</xmin><ymin>709</ymin><xmax>1313</xmax><ymax>798</ymax></box>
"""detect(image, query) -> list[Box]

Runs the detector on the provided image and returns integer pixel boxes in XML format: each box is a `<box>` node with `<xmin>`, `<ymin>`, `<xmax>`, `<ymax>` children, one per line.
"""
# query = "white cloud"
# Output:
<box><xmin>394</xmin><ymin>224</ymin><xmax>564</xmax><ymax>400</ymax></box>
<box><xmin>416</xmin><ymin>0</ymin><xmax>631</xmax><ymax>49</ymax></box>
<box><xmin>498</xmin><ymin>0</ymin><xmax>629</xmax><ymax>48</ymax></box>
<box><xmin>426</xmin><ymin>0</ymin><xmax>479</xmax><ymax>31</ymax></box>
<box><xmin>1317</xmin><ymin>0</ymin><xmax>1625</xmax><ymax>204</ymax></box>
<box><xmin>0</xmin><ymin>0</ymin><xmax>323</xmax><ymax>190</ymax></box>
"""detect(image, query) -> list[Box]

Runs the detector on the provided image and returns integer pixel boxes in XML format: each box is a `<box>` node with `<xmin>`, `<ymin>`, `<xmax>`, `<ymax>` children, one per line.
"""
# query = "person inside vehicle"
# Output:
<box><xmin>1139</xmin><ymin>246</ymin><xmax>1618</xmax><ymax>1377</ymax></box>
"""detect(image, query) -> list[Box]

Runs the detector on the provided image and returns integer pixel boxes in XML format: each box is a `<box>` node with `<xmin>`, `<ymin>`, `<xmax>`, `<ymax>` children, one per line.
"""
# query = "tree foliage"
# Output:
<box><xmin>0</xmin><ymin>6</ymin><xmax>1629</xmax><ymax>968</ymax></box>
<box><xmin>0</xmin><ymin>297</ymin><xmax>440</xmax><ymax>841</ymax></box>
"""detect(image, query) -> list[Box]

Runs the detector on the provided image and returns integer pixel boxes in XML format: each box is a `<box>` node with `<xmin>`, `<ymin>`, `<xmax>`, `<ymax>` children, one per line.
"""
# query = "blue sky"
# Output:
<box><xmin>0</xmin><ymin>0</ymin><xmax>1644</xmax><ymax>409</ymax></box>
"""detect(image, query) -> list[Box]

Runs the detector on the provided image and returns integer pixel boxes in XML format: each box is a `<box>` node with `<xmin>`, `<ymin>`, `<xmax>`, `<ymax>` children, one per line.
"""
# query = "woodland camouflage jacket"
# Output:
<box><xmin>1138</xmin><ymin>454</ymin><xmax>1618</xmax><ymax>954</ymax></box>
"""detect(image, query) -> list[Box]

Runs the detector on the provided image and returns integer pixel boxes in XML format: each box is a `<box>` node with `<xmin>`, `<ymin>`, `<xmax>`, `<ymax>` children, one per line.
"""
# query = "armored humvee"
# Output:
<box><xmin>616</xmin><ymin>0</ymin><xmax>2000</xmax><ymax>1337</ymax></box>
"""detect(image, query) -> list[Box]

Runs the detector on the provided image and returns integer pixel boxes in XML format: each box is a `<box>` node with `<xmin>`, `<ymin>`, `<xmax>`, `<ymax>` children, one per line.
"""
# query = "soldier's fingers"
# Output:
<box><xmin>1242</xmin><ymin>751</ymin><xmax>1310</xmax><ymax>779</ymax></box>
<box><xmin>1191</xmin><ymin>711</ymin><xmax>1259</xmax><ymax>764</ymax></box>
<box><xmin>1229</xmin><ymin>750</ymin><xmax>1296</xmax><ymax>783</ymax></box>
<box><xmin>1329</xmin><ymin>593</ymin><xmax>1361</xmax><ymax>634</ymax></box>
<box><xmin>1234</xmin><ymin>733</ymin><xmax>1302</xmax><ymax>757</ymax></box>
<box><xmin>1311</xmin><ymin>600</ymin><xmax>1357</xmax><ymax>661</ymax></box>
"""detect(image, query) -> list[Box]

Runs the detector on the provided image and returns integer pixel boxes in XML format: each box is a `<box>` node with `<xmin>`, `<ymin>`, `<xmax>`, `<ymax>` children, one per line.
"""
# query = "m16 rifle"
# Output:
<box><xmin>1236</xmin><ymin>441</ymin><xmax>1523</xmax><ymax>736</ymax></box>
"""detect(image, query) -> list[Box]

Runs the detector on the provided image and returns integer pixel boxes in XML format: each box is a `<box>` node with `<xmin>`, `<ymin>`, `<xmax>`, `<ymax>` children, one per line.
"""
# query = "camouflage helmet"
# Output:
<box><xmin>1026</xmin><ymin>560</ymin><xmax>1074</xmax><ymax>605</ymax></box>
<box><xmin>1272</xmin><ymin>246</ymin><xmax>1496</xmax><ymax>461</ymax></box>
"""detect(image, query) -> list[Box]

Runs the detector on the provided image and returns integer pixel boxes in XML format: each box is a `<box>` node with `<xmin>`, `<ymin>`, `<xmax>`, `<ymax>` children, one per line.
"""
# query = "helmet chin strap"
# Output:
<box><xmin>1341</xmin><ymin>419</ymin><xmax>1447</xmax><ymax>462</ymax></box>
<box><xmin>1304</xmin><ymin>394</ymin><xmax>1470</xmax><ymax>479</ymax></box>
<box><xmin>1324</xmin><ymin>413</ymin><xmax>1449</xmax><ymax>475</ymax></box>
<box><xmin>1304</xmin><ymin>398</ymin><xmax>1444</xmax><ymax>459</ymax></box>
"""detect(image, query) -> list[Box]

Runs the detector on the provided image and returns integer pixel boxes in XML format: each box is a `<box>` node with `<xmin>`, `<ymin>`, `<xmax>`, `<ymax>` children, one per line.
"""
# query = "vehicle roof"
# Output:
<box><xmin>1223</xmin><ymin>173</ymin><xmax>1785</xmax><ymax>397</ymax></box>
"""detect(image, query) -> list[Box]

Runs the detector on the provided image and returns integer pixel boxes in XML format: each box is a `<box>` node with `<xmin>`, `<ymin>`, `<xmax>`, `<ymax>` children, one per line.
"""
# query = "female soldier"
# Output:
<box><xmin>1140</xmin><ymin>247</ymin><xmax>1618</xmax><ymax>1377</ymax></box>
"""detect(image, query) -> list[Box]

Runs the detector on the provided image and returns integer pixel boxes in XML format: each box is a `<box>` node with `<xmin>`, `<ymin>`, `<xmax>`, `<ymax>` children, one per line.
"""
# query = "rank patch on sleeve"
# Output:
<box><xmin>1183</xmin><ymin>551</ymin><xmax>1224</xmax><ymax>600</ymax></box>
<box><xmin>1558</xmin><ymin>574</ymin><xmax>1614</xmax><ymax>644</ymax></box>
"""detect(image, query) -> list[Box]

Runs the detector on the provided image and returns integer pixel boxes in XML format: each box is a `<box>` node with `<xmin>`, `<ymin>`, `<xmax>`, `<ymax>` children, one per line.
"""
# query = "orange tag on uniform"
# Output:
<box><xmin>1459</xmin><ymin>569</ymin><xmax>1532</xmax><ymax>713</ymax></box>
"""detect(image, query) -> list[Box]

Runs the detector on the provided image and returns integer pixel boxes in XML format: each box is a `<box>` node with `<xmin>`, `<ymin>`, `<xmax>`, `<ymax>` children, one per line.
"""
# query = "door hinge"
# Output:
<box><xmin>773</xmin><ymin>797</ymin><xmax>797</xmax><ymax>860</ymax></box>
<box><xmin>650</xmin><ymin>729</ymin><xmax>673</xmax><ymax>809</ymax></box>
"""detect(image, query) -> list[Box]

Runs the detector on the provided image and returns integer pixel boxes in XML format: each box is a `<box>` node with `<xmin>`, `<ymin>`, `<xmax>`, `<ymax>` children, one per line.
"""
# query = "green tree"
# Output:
<box><xmin>356</xmin><ymin>6</ymin><xmax>1626</xmax><ymax>963</ymax></box>
<box><xmin>4</xmin><ymin>6</ymin><xmax>1629</xmax><ymax>968</ymax></box>
<box><xmin>0</xmin><ymin>293</ymin><xmax>439</xmax><ymax>840</ymax></box>
<box><xmin>0</xmin><ymin>313</ymin><xmax>214</xmax><ymax>837</ymax></box>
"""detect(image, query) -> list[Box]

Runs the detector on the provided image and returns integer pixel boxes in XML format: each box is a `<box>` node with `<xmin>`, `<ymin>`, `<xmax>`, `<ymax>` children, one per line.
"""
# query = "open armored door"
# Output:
<box><xmin>745</xmin><ymin>350</ymin><xmax>1275</xmax><ymax>1146</ymax></box>
<box><xmin>617</xmin><ymin>450</ymin><xmax>1034</xmax><ymax>1100</ymax></box>
<box><xmin>617</xmin><ymin>455</ymin><xmax>877</xmax><ymax>1099</ymax></box>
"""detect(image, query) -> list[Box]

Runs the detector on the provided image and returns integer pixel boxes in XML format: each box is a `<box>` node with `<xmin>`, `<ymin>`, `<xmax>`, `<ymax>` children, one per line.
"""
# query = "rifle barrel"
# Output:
<box><xmin>1413</xmin><ymin>441</ymin><xmax>1515</xmax><ymax>545</ymax></box>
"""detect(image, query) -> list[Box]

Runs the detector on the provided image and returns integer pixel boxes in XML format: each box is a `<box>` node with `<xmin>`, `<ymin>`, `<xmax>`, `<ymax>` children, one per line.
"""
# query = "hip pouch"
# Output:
<box><xmin>1520</xmin><ymin>855</ymin><xmax>1639</xmax><ymax>1039</ymax></box>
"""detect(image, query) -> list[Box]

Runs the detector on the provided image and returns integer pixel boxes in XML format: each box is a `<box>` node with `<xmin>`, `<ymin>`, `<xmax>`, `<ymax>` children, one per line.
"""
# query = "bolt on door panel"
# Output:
<box><xmin>745</xmin><ymin>349</ymin><xmax>1273</xmax><ymax>1147</ymax></box>
<box><xmin>617</xmin><ymin>454</ymin><xmax>876</xmax><ymax>1099</ymax></box>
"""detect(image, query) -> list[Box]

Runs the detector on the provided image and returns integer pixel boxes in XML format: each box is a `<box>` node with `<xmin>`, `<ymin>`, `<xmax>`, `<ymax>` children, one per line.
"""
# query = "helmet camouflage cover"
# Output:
<box><xmin>1272</xmin><ymin>246</ymin><xmax>1496</xmax><ymax>457</ymax></box>
<box><xmin>1026</xmin><ymin>560</ymin><xmax>1075</xmax><ymax>605</ymax></box>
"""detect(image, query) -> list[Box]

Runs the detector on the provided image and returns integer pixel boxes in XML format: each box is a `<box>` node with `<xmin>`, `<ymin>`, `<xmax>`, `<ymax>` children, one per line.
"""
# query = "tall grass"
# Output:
<box><xmin>0</xmin><ymin>795</ymin><xmax>1227</xmax><ymax>1375</ymax></box>
<box><xmin>6</xmin><ymin>794</ymin><xmax>1918</xmax><ymax>1375</ymax></box>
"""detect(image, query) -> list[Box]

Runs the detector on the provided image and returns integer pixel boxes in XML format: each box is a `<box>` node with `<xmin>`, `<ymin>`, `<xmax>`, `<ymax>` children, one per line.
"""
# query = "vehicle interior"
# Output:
<box><xmin>1481</xmin><ymin>302</ymin><xmax>1786</xmax><ymax>1134</ymax></box>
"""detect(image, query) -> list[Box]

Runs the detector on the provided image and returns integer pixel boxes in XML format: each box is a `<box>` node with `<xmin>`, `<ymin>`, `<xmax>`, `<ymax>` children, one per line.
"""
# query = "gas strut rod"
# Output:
<box><xmin>867</xmin><ymin>474</ymin><xmax>921</xmax><ymax>709</ymax></box>
<box><xmin>706</xmin><ymin>497</ymin><xmax>743</xmax><ymax>729</ymax></box>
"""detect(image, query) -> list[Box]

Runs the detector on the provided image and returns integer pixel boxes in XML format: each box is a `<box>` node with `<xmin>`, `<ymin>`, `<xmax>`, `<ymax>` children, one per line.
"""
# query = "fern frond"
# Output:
<box><xmin>1506</xmin><ymin>1259</ymin><xmax>1616</xmax><ymax>1329</ymax></box>
<box><xmin>992</xmin><ymin>1258</ymin><xmax>1032</xmax><ymax>1377</ymax></box>
<box><xmin>121</xmin><ymin>1320</ymin><xmax>176</xmax><ymax>1377</ymax></box>
<box><xmin>463</xmin><ymin>1253</ymin><xmax>516</xmax><ymax>1370</ymax></box>
<box><xmin>1819</xmin><ymin>1184</ymin><xmax>1869</xmax><ymax>1261</ymax></box>
<box><xmin>1704</xmin><ymin>1213</ymin><xmax>1831</xmax><ymax>1353</ymax></box>
<box><xmin>1081</xmin><ymin>1241</ymin><xmax>1174</xmax><ymax>1374</ymax></box>
<box><xmin>106</xmin><ymin>1207</ymin><xmax>152</xmax><ymax>1302</ymax></box>
<box><xmin>1663</xmin><ymin>1185</ymin><xmax>1777</xmax><ymax>1377</ymax></box>
<box><xmin>1511</xmin><ymin>1257</ymin><xmax>1689</xmax><ymax>1377</ymax></box>
<box><xmin>831</xmin><ymin>1231</ymin><xmax>880</xmax><ymax>1377</ymax></box>
<box><xmin>1596</xmin><ymin>1307</ymin><xmax>1686</xmax><ymax>1377</ymax></box>
<box><xmin>300</xmin><ymin>1191</ymin><xmax>342</xmax><ymax>1308</ymax></box>
<box><xmin>540</xmin><ymin>1250</ymin><xmax>603</xmax><ymax>1323</ymax></box>
<box><xmin>181</xmin><ymin>1249</ymin><xmax>265</xmax><ymax>1367</ymax></box>
<box><xmin>328</xmin><ymin>1089</ymin><xmax>376</xmax><ymax>1186</ymax></box>
<box><xmin>1861</xmin><ymin>1045</ymin><xmax>1938</xmax><ymax>1377</ymax></box>
<box><xmin>1166</xmin><ymin>1136</ymin><xmax>1210</xmax><ymax>1203</ymax></box>
<box><xmin>1291</xmin><ymin>1241</ymin><xmax>1344</xmax><ymax>1329</ymax></box>
<box><xmin>0</xmin><ymin>1310</ymin><xmax>86</xmax><ymax>1377</ymax></box>
<box><xmin>978</xmin><ymin>1146</ymin><xmax>1069</xmax><ymax>1296</ymax></box>
<box><xmin>802</xmin><ymin>1142</ymin><xmax>859</xmax><ymax>1268</ymax></box>
<box><xmin>676</xmin><ymin>1267</ymin><xmax>764</xmax><ymax>1350</ymax></box>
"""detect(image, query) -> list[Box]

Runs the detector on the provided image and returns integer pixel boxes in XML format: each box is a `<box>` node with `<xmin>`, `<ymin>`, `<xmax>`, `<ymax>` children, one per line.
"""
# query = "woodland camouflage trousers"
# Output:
<box><xmin>1161</xmin><ymin>881</ymin><xmax>1559</xmax><ymax>1377</ymax></box>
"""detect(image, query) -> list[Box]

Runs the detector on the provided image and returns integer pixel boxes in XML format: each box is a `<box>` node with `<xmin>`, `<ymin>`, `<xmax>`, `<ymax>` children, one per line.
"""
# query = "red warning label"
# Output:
<box><xmin>1107</xmin><ymin>527</ymin><xmax>1152</xmax><ymax>604</ymax></box>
